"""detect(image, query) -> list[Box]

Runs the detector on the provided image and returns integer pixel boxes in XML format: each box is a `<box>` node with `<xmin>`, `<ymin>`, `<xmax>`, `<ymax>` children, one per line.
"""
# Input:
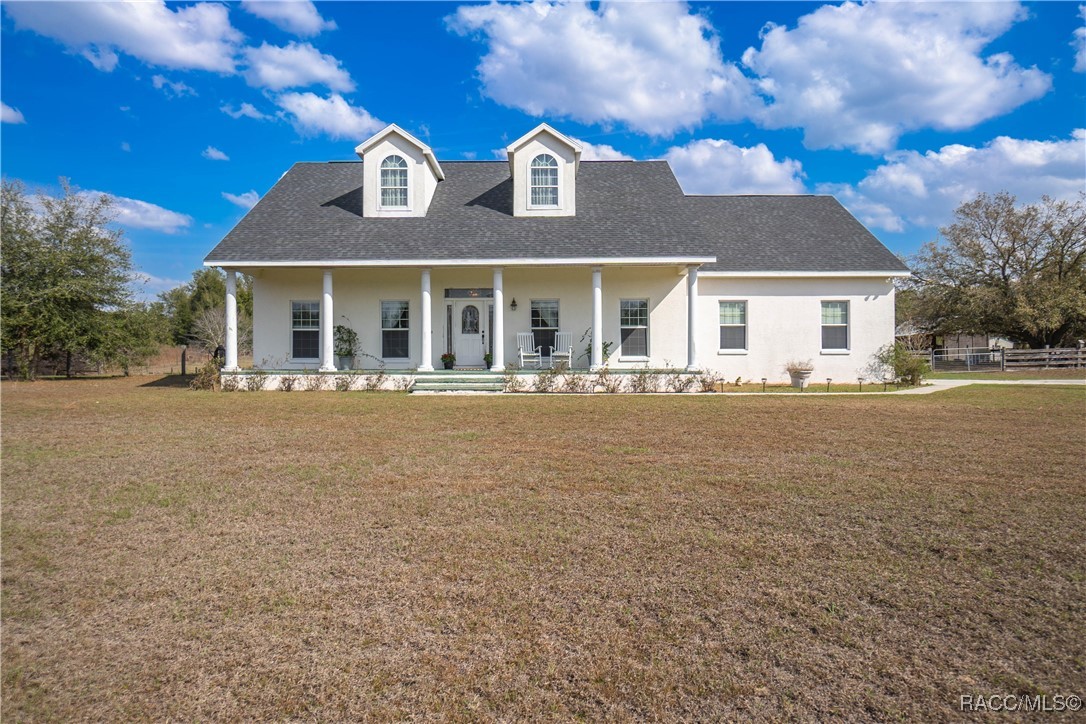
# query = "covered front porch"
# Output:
<box><xmin>218</xmin><ymin>262</ymin><xmax>708</xmax><ymax>374</ymax></box>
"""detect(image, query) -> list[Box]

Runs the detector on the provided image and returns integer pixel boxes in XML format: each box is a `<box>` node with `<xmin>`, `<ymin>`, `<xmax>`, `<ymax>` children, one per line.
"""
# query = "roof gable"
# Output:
<box><xmin>505</xmin><ymin>123</ymin><xmax>582</xmax><ymax>174</ymax></box>
<box><xmin>355</xmin><ymin>123</ymin><xmax>444</xmax><ymax>181</ymax></box>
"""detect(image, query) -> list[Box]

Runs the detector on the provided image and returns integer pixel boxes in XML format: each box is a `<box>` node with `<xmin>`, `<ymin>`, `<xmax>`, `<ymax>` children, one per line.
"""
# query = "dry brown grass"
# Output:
<box><xmin>2</xmin><ymin>377</ymin><xmax>1084</xmax><ymax>720</ymax></box>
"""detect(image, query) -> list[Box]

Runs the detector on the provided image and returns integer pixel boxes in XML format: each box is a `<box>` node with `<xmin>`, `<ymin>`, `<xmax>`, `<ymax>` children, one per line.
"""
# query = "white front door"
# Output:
<box><xmin>451</xmin><ymin>300</ymin><xmax>489</xmax><ymax>367</ymax></box>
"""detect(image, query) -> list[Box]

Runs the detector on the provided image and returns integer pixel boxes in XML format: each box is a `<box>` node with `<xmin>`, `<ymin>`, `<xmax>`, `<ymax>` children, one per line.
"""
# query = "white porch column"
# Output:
<box><xmin>591</xmin><ymin>266</ymin><xmax>603</xmax><ymax>370</ymax></box>
<box><xmin>492</xmin><ymin>267</ymin><xmax>505</xmax><ymax>371</ymax></box>
<box><xmin>224</xmin><ymin>269</ymin><xmax>239</xmax><ymax>371</ymax></box>
<box><xmin>418</xmin><ymin>268</ymin><xmax>434</xmax><ymax>371</ymax></box>
<box><xmin>320</xmin><ymin>269</ymin><xmax>335</xmax><ymax>371</ymax></box>
<box><xmin>686</xmin><ymin>264</ymin><xmax>700</xmax><ymax>371</ymax></box>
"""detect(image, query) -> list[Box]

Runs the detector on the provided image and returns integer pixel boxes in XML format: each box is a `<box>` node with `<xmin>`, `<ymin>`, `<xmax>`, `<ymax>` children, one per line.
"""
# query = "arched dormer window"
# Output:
<box><xmin>530</xmin><ymin>154</ymin><xmax>559</xmax><ymax>207</ymax></box>
<box><xmin>380</xmin><ymin>155</ymin><xmax>408</xmax><ymax>208</ymax></box>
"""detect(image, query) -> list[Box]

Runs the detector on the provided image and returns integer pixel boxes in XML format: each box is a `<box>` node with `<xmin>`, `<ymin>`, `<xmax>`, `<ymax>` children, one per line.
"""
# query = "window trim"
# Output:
<box><xmin>820</xmin><ymin>300</ymin><xmax>850</xmax><ymax>352</ymax></box>
<box><xmin>718</xmin><ymin>299</ymin><xmax>748</xmax><ymax>355</ymax></box>
<box><xmin>619</xmin><ymin>298</ymin><xmax>650</xmax><ymax>360</ymax></box>
<box><xmin>379</xmin><ymin>155</ymin><xmax>409</xmax><ymax>210</ymax></box>
<box><xmin>380</xmin><ymin>299</ymin><xmax>411</xmax><ymax>359</ymax></box>
<box><xmin>290</xmin><ymin>299</ymin><xmax>320</xmax><ymax>361</ymax></box>
<box><xmin>528</xmin><ymin>153</ymin><xmax>559</xmax><ymax>209</ymax></box>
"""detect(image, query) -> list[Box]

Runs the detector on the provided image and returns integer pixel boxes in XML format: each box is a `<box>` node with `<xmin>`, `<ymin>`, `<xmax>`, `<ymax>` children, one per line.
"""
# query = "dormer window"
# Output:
<box><xmin>380</xmin><ymin>155</ymin><xmax>408</xmax><ymax>208</ymax></box>
<box><xmin>530</xmin><ymin>154</ymin><xmax>559</xmax><ymax>207</ymax></box>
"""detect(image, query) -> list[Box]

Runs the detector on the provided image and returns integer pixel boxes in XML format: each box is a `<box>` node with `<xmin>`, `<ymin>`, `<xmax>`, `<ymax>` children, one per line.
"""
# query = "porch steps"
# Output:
<box><xmin>411</xmin><ymin>372</ymin><xmax>505</xmax><ymax>394</ymax></box>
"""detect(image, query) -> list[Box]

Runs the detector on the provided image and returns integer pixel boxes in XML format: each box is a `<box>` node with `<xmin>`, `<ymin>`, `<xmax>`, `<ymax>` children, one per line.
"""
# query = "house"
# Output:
<box><xmin>204</xmin><ymin>123</ymin><xmax>910</xmax><ymax>386</ymax></box>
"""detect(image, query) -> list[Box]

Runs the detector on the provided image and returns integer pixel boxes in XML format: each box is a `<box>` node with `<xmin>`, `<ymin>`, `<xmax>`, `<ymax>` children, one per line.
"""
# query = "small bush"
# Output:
<box><xmin>303</xmin><ymin>373</ymin><xmax>327</xmax><ymax>391</ymax></box>
<box><xmin>245</xmin><ymin>370</ymin><xmax>269</xmax><ymax>392</ymax></box>
<box><xmin>628</xmin><ymin>366</ymin><xmax>660</xmax><ymax>393</ymax></box>
<box><xmin>873</xmin><ymin>342</ymin><xmax>930</xmax><ymax>386</ymax></box>
<box><xmin>695</xmin><ymin>370</ymin><xmax>722</xmax><ymax>393</ymax></box>
<box><xmin>560</xmin><ymin>371</ymin><xmax>591</xmax><ymax>393</ymax></box>
<box><xmin>664</xmin><ymin>367</ymin><xmax>695</xmax><ymax>393</ymax></box>
<box><xmin>363</xmin><ymin>366</ymin><xmax>388</xmax><ymax>391</ymax></box>
<box><xmin>278</xmin><ymin>374</ymin><xmax>299</xmax><ymax>392</ymax></box>
<box><xmin>593</xmin><ymin>366</ymin><xmax>622</xmax><ymax>393</ymax></box>
<box><xmin>393</xmin><ymin>375</ymin><xmax>414</xmax><ymax>392</ymax></box>
<box><xmin>220</xmin><ymin>374</ymin><xmax>240</xmax><ymax>392</ymax></box>
<box><xmin>533</xmin><ymin>364</ymin><xmax>564</xmax><ymax>393</ymax></box>
<box><xmin>189</xmin><ymin>364</ymin><xmax>219</xmax><ymax>391</ymax></box>
<box><xmin>503</xmin><ymin>365</ymin><xmax>525</xmax><ymax>393</ymax></box>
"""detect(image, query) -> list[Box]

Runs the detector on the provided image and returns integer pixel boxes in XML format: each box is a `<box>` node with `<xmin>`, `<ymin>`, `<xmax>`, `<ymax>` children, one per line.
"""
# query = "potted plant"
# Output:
<box><xmin>483</xmin><ymin>352</ymin><xmax>493</xmax><ymax>369</ymax></box>
<box><xmin>440</xmin><ymin>352</ymin><xmax>456</xmax><ymax>370</ymax></box>
<box><xmin>785</xmin><ymin>359</ymin><xmax>814</xmax><ymax>389</ymax></box>
<box><xmin>334</xmin><ymin>324</ymin><xmax>358</xmax><ymax>370</ymax></box>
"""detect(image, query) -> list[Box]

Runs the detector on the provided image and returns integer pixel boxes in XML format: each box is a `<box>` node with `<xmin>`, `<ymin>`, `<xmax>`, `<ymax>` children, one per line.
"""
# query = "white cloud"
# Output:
<box><xmin>241</xmin><ymin>0</ymin><xmax>336</xmax><ymax>37</ymax></box>
<box><xmin>82</xmin><ymin>191</ymin><xmax>192</xmax><ymax>233</ymax></box>
<box><xmin>221</xmin><ymin>102</ymin><xmax>270</xmax><ymax>120</ymax></box>
<box><xmin>242</xmin><ymin>41</ymin><xmax>354</xmax><ymax>92</ymax></box>
<box><xmin>151</xmin><ymin>74</ymin><xmax>196</xmax><ymax>98</ymax></box>
<box><xmin>448</xmin><ymin>0</ymin><xmax>756</xmax><ymax>136</ymax></box>
<box><xmin>742</xmin><ymin>1</ymin><xmax>1051</xmax><ymax>153</ymax></box>
<box><xmin>4</xmin><ymin>0</ymin><xmax>241</xmax><ymax>72</ymax></box>
<box><xmin>275</xmin><ymin>92</ymin><xmax>383</xmax><ymax>140</ymax></box>
<box><xmin>1073</xmin><ymin>6</ymin><xmax>1086</xmax><ymax>73</ymax></box>
<box><xmin>577</xmin><ymin>140</ymin><xmax>633</xmax><ymax>161</ymax></box>
<box><xmin>121</xmin><ymin>141</ymin><xmax>131</xmax><ymax>152</ymax></box>
<box><xmin>1</xmin><ymin>102</ymin><xmax>26</xmax><ymax>124</ymax></box>
<box><xmin>664</xmin><ymin>138</ymin><xmax>805</xmax><ymax>195</ymax></box>
<box><xmin>202</xmin><ymin>146</ymin><xmax>229</xmax><ymax>161</ymax></box>
<box><xmin>820</xmin><ymin>130</ymin><xmax>1086</xmax><ymax>232</ymax></box>
<box><xmin>223</xmin><ymin>190</ymin><xmax>260</xmax><ymax>210</ymax></box>
<box><xmin>131</xmin><ymin>271</ymin><xmax>186</xmax><ymax>299</ymax></box>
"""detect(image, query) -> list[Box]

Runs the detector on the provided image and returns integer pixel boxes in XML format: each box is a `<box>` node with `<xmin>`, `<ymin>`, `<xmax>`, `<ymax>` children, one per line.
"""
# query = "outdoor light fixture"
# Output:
<box><xmin>510</xmin><ymin>298</ymin><xmax>518</xmax><ymax>311</ymax></box>
<box><xmin>761</xmin><ymin>377</ymin><xmax>767</xmax><ymax>393</ymax></box>
<box><xmin>826</xmin><ymin>378</ymin><xmax>832</xmax><ymax>392</ymax></box>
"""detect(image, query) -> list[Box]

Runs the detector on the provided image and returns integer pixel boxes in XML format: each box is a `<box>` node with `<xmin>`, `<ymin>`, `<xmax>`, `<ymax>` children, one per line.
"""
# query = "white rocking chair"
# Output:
<box><xmin>549</xmin><ymin>332</ymin><xmax>574</xmax><ymax>369</ymax></box>
<box><xmin>517</xmin><ymin>332</ymin><xmax>543</xmax><ymax>369</ymax></box>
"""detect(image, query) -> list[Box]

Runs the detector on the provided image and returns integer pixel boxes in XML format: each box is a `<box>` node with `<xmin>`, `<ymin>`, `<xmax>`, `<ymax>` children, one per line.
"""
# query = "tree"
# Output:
<box><xmin>1</xmin><ymin>178</ymin><xmax>154</xmax><ymax>378</ymax></box>
<box><xmin>158</xmin><ymin>268</ymin><xmax>252</xmax><ymax>344</ymax></box>
<box><xmin>91</xmin><ymin>303</ymin><xmax>171</xmax><ymax>375</ymax></box>
<box><xmin>190</xmin><ymin>305</ymin><xmax>252</xmax><ymax>355</ymax></box>
<box><xmin>908</xmin><ymin>192</ymin><xmax>1086</xmax><ymax>348</ymax></box>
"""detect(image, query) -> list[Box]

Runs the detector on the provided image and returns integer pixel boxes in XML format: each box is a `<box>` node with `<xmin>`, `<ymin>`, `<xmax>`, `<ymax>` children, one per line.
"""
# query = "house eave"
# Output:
<box><xmin>699</xmin><ymin>270</ymin><xmax>912</xmax><ymax>278</ymax></box>
<box><xmin>205</xmin><ymin>256</ymin><xmax>717</xmax><ymax>269</ymax></box>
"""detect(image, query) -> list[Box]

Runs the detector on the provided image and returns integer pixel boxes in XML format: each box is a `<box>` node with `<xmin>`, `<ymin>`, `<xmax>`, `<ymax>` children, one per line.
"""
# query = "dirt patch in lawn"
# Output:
<box><xmin>2</xmin><ymin>378</ymin><xmax>1084</xmax><ymax>720</ymax></box>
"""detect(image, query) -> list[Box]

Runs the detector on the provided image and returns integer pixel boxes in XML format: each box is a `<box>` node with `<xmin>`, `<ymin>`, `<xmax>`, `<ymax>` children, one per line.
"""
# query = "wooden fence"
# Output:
<box><xmin>1003</xmin><ymin>347</ymin><xmax>1086</xmax><ymax>370</ymax></box>
<box><xmin>918</xmin><ymin>346</ymin><xmax>1086</xmax><ymax>372</ymax></box>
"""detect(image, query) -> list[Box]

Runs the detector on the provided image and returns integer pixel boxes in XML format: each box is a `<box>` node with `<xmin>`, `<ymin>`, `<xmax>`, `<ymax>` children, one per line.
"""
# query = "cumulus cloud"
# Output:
<box><xmin>242</xmin><ymin>41</ymin><xmax>354</xmax><ymax>92</ymax></box>
<box><xmin>202</xmin><ymin>146</ymin><xmax>229</xmax><ymax>161</ymax></box>
<box><xmin>221</xmin><ymin>102</ymin><xmax>270</xmax><ymax>120</ymax></box>
<box><xmin>82</xmin><ymin>190</ymin><xmax>193</xmax><ymax>233</ymax></box>
<box><xmin>222</xmin><ymin>190</ymin><xmax>260</xmax><ymax>210</ymax></box>
<box><xmin>448</xmin><ymin>0</ymin><xmax>756</xmax><ymax>136</ymax></box>
<box><xmin>275</xmin><ymin>92</ymin><xmax>384</xmax><ymax>140</ymax></box>
<box><xmin>577</xmin><ymin>140</ymin><xmax>633</xmax><ymax>161</ymax></box>
<box><xmin>1</xmin><ymin>102</ymin><xmax>26</xmax><ymax>124</ymax></box>
<box><xmin>1074</xmin><ymin>5</ymin><xmax>1086</xmax><ymax>72</ymax></box>
<box><xmin>241</xmin><ymin>0</ymin><xmax>336</xmax><ymax>37</ymax></box>
<box><xmin>664</xmin><ymin>139</ymin><xmax>805</xmax><ymax>195</ymax></box>
<box><xmin>152</xmin><ymin>74</ymin><xmax>196</xmax><ymax>97</ymax></box>
<box><xmin>4</xmin><ymin>0</ymin><xmax>241</xmax><ymax>72</ymax></box>
<box><xmin>742</xmin><ymin>1</ymin><xmax>1051</xmax><ymax>153</ymax></box>
<box><xmin>820</xmin><ymin>130</ymin><xmax>1086</xmax><ymax>232</ymax></box>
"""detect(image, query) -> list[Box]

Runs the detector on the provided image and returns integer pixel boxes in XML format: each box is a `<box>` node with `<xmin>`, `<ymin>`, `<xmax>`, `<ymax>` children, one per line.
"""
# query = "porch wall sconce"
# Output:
<box><xmin>510</xmin><ymin>298</ymin><xmax>518</xmax><ymax>311</ymax></box>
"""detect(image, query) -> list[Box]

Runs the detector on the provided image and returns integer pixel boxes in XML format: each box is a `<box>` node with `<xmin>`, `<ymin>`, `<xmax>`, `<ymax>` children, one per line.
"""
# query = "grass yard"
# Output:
<box><xmin>926</xmin><ymin>368</ymin><xmax>1086</xmax><ymax>380</ymax></box>
<box><xmin>2</xmin><ymin>378</ymin><xmax>1084</xmax><ymax>720</ymax></box>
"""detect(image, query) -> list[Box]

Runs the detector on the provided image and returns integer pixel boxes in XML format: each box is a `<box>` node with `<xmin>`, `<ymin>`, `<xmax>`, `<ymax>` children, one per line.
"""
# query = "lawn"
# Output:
<box><xmin>2</xmin><ymin>378</ymin><xmax>1084</xmax><ymax>720</ymax></box>
<box><xmin>926</xmin><ymin>368</ymin><xmax>1086</xmax><ymax>380</ymax></box>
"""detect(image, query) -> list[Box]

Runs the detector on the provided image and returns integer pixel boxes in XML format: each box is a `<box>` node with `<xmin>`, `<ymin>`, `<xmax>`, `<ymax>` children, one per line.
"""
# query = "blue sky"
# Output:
<box><xmin>2</xmin><ymin>0</ymin><xmax>1084</xmax><ymax>299</ymax></box>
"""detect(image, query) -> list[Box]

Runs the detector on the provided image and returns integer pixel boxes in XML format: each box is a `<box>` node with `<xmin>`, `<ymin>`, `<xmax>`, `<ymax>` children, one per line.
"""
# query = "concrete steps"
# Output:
<box><xmin>411</xmin><ymin>372</ymin><xmax>505</xmax><ymax>393</ymax></box>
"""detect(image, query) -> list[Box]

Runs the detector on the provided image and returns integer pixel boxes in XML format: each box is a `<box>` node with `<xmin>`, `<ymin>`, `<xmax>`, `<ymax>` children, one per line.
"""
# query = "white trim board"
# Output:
<box><xmin>699</xmin><ymin>270</ymin><xmax>911</xmax><ymax>278</ymax></box>
<box><xmin>205</xmin><ymin>256</ymin><xmax>717</xmax><ymax>269</ymax></box>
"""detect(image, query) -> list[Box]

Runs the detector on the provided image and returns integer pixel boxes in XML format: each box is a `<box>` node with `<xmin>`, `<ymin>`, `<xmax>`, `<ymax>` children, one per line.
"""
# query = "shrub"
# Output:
<box><xmin>533</xmin><ymin>364</ymin><xmax>564</xmax><ymax>393</ymax></box>
<box><xmin>695</xmin><ymin>370</ymin><xmax>722</xmax><ymax>393</ymax></box>
<box><xmin>663</xmin><ymin>367</ymin><xmax>695</xmax><ymax>393</ymax></box>
<box><xmin>560</xmin><ymin>370</ymin><xmax>591</xmax><ymax>393</ymax></box>
<box><xmin>628</xmin><ymin>366</ymin><xmax>660</xmax><ymax>393</ymax></box>
<box><xmin>278</xmin><ymin>374</ymin><xmax>299</xmax><ymax>392</ymax></box>
<box><xmin>503</xmin><ymin>365</ymin><xmax>525</xmax><ymax>393</ymax></box>
<box><xmin>873</xmin><ymin>342</ymin><xmax>930</xmax><ymax>386</ymax></box>
<box><xmin>220</xmin><ymin>374</ymin><xmax>240</xmax><ymax>392</ymax></box>
<box><xmin>393</xmin><ymin>375</ymin><xmax>414</xmax><ymax>392</ymax></box>
<box><xmin>245</xmin><ymin>370</ymin><xmax>269</xmax><ymax>392</ymax></box>
<box><xmin>593</xmin><ymin>366</ymin><xmax>622</xmax><ymax>393</ymax></box>
<box><xmin>303</xmin><ymin>373</ymin><xmax>327</xmax><ymax>391</ymax></box>
<box><xmin>363</xmin><ymin>366</ymin><xmax>388</xmax><ymax>391</ymax></box>
<box><xmin>189</xmin><ymin>363</ymin><xmax>219</xmax><ymax>391</ymax></box>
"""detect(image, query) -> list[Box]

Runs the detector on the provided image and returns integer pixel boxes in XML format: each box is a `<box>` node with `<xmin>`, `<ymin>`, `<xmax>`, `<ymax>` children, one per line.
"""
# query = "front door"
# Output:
<box><xmin>451</xmin><ymin>300</ymin><xmax>489</xmax><ymax>367</ymax></box>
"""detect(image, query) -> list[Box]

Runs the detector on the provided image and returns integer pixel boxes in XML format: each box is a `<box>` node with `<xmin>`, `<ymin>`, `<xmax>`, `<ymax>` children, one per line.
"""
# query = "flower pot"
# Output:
<box><xmin>443</xmin><ymin>361</ymin><xmax>454</xmax><ymax>370</ymax></box>
<box><xmin>789</xmin><ymin>370</ymin><xmax>813</xmax><ymax>389</ymax></box>
<box><xmin>337</xmin><ymin>355</ymin><xmax>353</xmax><ymax>370</ymax></box>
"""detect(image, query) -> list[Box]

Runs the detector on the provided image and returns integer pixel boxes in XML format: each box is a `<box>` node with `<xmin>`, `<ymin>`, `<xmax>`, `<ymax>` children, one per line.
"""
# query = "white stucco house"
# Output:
<box><xmin>204</xmin><ymin>123</ymin><xmax>910</xmax><ymax>387</ymax></box>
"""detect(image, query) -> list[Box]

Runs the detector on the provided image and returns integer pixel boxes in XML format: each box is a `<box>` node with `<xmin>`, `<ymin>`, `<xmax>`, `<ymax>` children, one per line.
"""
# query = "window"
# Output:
<box><xmin>380</xmin><ymin>155</ymin><xmax>408</xmax><ymax>208</ymax></box>
<box><xmin>291</xmin><ymin>301</ymin><xmax>319</xmax><ymax>359</ymax></box>
<box><xmin>381</xmin><ymin>301</ymin><xmax>410</xmax><ymax>358</ymax></box>
<box><xmin>530</xmin><ymin>154</ymin><xmax>558</xmax><ymax>206</ymax></box>
<box><xmin>821</xmin><ymin>301</ymin><xmax>849</xmax><ymax>350</ymax></box>
<box><xmin>461</xmin><ymin>304</ymin><xmax>479</xmax><ymax>334</ymax></box>
<box><xmin>719</xmin><ymin>301</ymin><xmax>747</xmax><ymax>350</ymax></box>
<box><xmin>531</xmin><ymin>300</ymin><xmax>559</xmax><ymax>355</ymax></box>
<box><xmin>620</xmin><ymin>299</ymin><xmax>649</xmax><ymax>357</ymax></box>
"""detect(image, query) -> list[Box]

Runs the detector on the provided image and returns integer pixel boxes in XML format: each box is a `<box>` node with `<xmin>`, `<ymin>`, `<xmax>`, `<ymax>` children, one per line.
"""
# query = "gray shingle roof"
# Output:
<box><xmin>204</xmin><ymin>160</ymin><xmax>908</xmax><ymax>273</ymax></box>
